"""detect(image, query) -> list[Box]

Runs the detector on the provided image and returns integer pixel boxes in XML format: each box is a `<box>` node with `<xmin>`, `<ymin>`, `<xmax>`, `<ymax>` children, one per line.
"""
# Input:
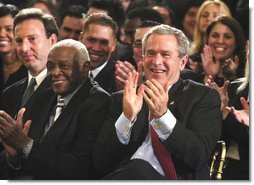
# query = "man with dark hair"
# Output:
<box><xmin>58</xmin><ymin>5</ymin><xmax>86</xmax><ymax>41</ymax></box>
<box><xmin>79</xmin><ymin>13</ymin><xmax>117</xmax><ymax>94</ymax></box>
<box><xmin>1</xmin><ymin>8</ymin><xmax>58</xmax><ymax>118</ymax></box>
<box><xmin>122</xmin><ymin>7</ymin><xmax>164</xmax><ymax>45</ymax></box>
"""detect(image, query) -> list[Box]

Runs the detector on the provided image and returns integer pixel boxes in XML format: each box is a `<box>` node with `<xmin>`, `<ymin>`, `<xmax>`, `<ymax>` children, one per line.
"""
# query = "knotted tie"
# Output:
<box><xmin>54</xmin><ymin>97</ymin><xmax>65</xmax><ymax>121</ymax></box>
<box><xmin>150</xmin><ymin>114</ymin><xmax>177</xmax><ymax>180</ymax></box>
<box><xmin>21</xmin><ymin>78</ymin><xmax>36</xmax><ymax>106</ymax></box>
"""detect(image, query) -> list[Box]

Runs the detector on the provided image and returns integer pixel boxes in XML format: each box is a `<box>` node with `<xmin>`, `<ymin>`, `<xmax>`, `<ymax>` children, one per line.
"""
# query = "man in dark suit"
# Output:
<box><xmin>0</xmin><ymin>8</ymin><xmax>58</xmax><ymax>118</ymax></box>
<box><xmin>0</xmin><ymin>39</ymin><xmax>110</xmax><ymax>179</ymax></box>
<box><xmin>79</xmin><ymin>13</ymin><xmax>117</xmax><ymax>94</ymax></box>
<box><xmin>93</xmin><ymin>24</ymin><xmax>222</xmax><ymax>180</ymax></box>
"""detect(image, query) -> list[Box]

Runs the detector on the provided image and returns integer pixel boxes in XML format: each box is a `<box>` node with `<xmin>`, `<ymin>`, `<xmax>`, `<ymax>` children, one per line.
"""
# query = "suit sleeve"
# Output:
<box><xmin>164</xmin><ymin>88</ymin><xmax>222</xmax><ymax>172</ymax></box>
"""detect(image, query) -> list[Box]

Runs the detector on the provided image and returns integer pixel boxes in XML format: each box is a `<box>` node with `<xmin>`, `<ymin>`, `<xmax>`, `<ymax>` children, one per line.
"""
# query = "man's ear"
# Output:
<box><xmin>179</xmin><ymin>55</ymin><xmax>188</xmax><ymax>71</ymax></box>
<box><xmin>49</xmin><ymin>33</ymin><xmax>58</xmax><ymax>45</ymax></box>
<box><xmin>82</xmin><ymin>61</ymin><xmax>91</xmax><ymax>77</ymax></box>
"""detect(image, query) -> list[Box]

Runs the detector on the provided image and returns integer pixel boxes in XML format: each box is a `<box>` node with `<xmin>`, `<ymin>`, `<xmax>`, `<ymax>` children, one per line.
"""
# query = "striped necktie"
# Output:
<box><xmin>150</xmin><ymin>114</ymin><xmax>177</xmax><ymax>180</ymax></box>
<box><xmin>54</xmin><ymin>97</ymin><xmax>65</xmax><ymax>121</ymax></box>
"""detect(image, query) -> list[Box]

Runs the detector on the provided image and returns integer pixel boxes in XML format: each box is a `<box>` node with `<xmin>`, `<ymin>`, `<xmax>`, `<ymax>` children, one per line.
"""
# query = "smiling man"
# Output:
<box><xmin>79</xmin><ymin>13</ymin><xmax>117</xmax><ymax>93</ymax></box>
<box><xmin>94</xmin><ymin>24</ymin><xmax>222</xmax><ymax>180</ymax></box>
<box><xmin>0</xmin><ymin>39</ymin><xmax>110</xmax><ymax>180</ymax></box>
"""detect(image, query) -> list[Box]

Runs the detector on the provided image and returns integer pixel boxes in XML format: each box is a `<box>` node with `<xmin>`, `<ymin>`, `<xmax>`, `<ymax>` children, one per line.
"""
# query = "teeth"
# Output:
<box><xmin>53</xmin><ymin>80</ymin><xmax>64</xmax><ymax>84</ymax></box>
<box><xmin>0</xmin><ymin>41</ymin><xmax>9</xmax><ymax>45</ymax></box>
<box><xmin>215</xmin><ymin>47</ymin><xmax>225</xmax><ymax>52</ymax></box>
<box><xmin>90</xmin><ymin>54</ymin><xmax>100</xmax><ymax>59</ymax></box>
<box><xmin>151</xmin><ymin>69</ymin><xmax>165</xmax><ymax>73</ymax></box>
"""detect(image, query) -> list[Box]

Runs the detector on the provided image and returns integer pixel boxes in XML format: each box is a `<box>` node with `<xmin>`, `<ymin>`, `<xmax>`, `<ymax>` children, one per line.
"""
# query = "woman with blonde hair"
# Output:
<box><xmin>189</xmin><ymin>0</ymin><xmax>232</xmax><ymax>63</ymax></box>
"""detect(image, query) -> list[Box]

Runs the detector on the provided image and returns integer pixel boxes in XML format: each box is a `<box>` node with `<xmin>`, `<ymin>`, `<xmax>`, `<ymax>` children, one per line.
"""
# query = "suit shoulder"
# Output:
<box><xmin>2</xmin><ymin>77</ymin><xmax>27</xmax><ymax>94</ymax></box>
<box><xmin>183</xmin><ymin>79</ymin><xmax>220</xmax><ymax>98</ymax></box>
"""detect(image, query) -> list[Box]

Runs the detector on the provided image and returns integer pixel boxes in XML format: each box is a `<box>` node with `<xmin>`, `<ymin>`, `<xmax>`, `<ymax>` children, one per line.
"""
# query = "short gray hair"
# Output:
<box><xmin>142</xmin><ymin>24</ymin><xmax>189</xmax><ymax>59</ymax></box>
<box><xmin>50</xmin><ymin>39</ymin><xmax>90</xmax><ymax>64</ymax></box>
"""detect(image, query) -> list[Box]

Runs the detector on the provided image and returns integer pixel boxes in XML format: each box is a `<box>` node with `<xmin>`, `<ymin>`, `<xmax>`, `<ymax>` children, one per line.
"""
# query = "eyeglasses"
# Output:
<box><xmin>132</xmin><ymin>40</ymin><xmax>142</xmax><ymax>48</ymax></box>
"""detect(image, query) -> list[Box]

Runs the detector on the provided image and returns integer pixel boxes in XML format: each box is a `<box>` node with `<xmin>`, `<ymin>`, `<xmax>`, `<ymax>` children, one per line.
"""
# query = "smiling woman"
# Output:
<box><xmin>0</xmin><ymin>5</ymin><xmax>27</xmax><ymax>95</ymax></box>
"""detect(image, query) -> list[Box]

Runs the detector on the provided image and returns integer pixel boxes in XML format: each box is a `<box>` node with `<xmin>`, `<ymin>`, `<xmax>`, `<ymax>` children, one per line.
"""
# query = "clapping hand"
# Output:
<box><xmin>226</xmin><ymin>97</ymin><xmax>249</xmax><ymax>127</ymax></box>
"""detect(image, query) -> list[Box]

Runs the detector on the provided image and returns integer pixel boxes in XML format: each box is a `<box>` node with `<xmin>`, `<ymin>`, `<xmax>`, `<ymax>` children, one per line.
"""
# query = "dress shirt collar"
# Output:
<box><xmin>90</xmin><ymin>61</ymin><xmax>108</xmax><ymax>78</ymax></box>
<box><xmin>27</xmin><ymin>68</ymin><xmax>47</xmax><ymax>89</ymax></box>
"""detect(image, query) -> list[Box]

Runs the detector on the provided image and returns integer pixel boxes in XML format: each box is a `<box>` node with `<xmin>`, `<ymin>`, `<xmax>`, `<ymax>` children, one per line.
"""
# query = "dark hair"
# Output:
<box><xmin>137</xmin><ymin>20</ymin><xmax>161</xmax><ymax>29</ymax></box>
<box><xmin>150</xmin><ymin>2</ymin><xmax>176</xmax><ymax>26</ymax></box>
<box><xmin>0</xmin><ymin>4</ymin><xmax>19</xmax><ymax>18</ymax></box>
<box><xmin>206</xmin><ymin>16</ymin><xmax>246</xmax><ymax>78</ymax></box>
<box><xmin>28</xmin><ymin>0</ymin><xmax>60</xmax><ymax>25</ymax></box>
<box><xmin>126</xmin><ymin>7</ymin><xmax>164</xmax><ymax>24</ymax></box>
<box><xmin>14</xmin><ymin>8</ymin><xmax>59</xmax><ymax>38</ymax></box>
<box><xmin>59</xmin><ymin>5</ymin><xmax>86</xmax><ymax>26</ymax></box>
<box><xmin>88</xmin><ymin>0</ymin><xmax>125</xmax><ymax>28</ymax></box>
<box><xmin>82</xmin><ymin>13</ymin><xmax>117</xmax><ymax>38</ymax></box>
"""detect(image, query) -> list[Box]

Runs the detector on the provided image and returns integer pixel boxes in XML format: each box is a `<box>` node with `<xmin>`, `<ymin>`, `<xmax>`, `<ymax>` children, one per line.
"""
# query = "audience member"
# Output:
<box><xmin>28</xmin><ymin>0</ymin><xmax>60</xmax><ymax>25</ymax></box>
<box><xmin>189</xmin><ymin>0</ymin><xmax>232</xmax><ymax>63</ymax></box>
<box><xmin>0</xmin><ymin>8</ymin><xmax>58</xmax><ymax>118</ymax></box>
<box><xmin>206</xmin><ymin>40</ymin><xmax>249</xmax><ymax>180</ymax></box>
<box><xmin>58</xmin><ymin>5</ymin><xmax>86</xmax><ymax>41</ymax></box>
<box><xmin>0</xmin><ymin>39</ymin><xmax>110</xmax><ymax>179</ymax></box>
<box><xmin>79</xmin><ymin>13</ymin><xmax>117</xmax><ymax>94</ymax></box>
<box><xmin>0</xmin><ymin>5</ymin><xmax>27</xmax><ymax>97</ymax></box>
<box><xmin>85</xmin><ymin>0</ymin><xmax>130</xmax><ymax>66</ymax></box>
<box><xmin>177</xmin><ymin>0</ymin><xmax>203</xmax><ymax>43</ymax></box>
<box><xmin>93</xmin><ymin>24</ymin><xmax>221</xmax><ymax>180</ymax></box>
<box><xmin>151</xmin><ymin>2</ymin><xmax>175</xmax><ymax>26</ymax></box>
<box><xmin>200</xmin><ymin>16</ymin><xmax>246</xmax><ymax>86</ymax></box>
<box><xmin>121</xmin><ymin>7</ymin><xmax>164</xmax><ymax>45</ymax></box>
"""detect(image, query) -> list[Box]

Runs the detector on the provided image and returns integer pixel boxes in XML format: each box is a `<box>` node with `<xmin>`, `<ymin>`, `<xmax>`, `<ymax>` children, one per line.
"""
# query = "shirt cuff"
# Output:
<box><xmin>150</xmin><ymin>109</ymin><xmax>176</xmax><ymax>140</ymax></box>
<box><xmin>115</xmin><ymin>113</ymin><xmax>135</xmax><ymax>144</ymax></box>
<box><xmin>22</xmin><ymin>139</ymin><xmax>34</xmax><ymax>159</ymax></box>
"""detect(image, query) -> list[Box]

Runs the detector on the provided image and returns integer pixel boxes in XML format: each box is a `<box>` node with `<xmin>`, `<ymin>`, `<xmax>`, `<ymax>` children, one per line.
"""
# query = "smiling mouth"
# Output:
<box><xmin>151</xmin><ymin>69</ymin><xmax>166</xmax><ymax>73</ymax></box>
<box><xmin>52</xmin><ymin>80</ymin><xmax>66</xmax><ymax>85</ymax></box>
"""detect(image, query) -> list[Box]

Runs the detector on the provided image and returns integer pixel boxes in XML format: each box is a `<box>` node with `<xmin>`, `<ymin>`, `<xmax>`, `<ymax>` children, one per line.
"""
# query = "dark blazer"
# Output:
<box><xmin>221</xmin><ymin>81</ymin><xmax>249</xmax><ymax>179</ymax></box>
<box><xmin>0</xmin><ymin>79</ymin><xmax>110</xmax><ymax>180</ymax></box>
<box><xmin>0</xmin><ymin>77</ymin><xmax>50</xmax><ymax>118</ymax></box>
<box><xmin>93</xmin><ymin>79</ymin><xmax>222</xmax><ymax>179</ymax></box>
<box><xmin>94</xmin><ymin>60</ymin><xmax>117</xmax><ymax>94</ymax></box>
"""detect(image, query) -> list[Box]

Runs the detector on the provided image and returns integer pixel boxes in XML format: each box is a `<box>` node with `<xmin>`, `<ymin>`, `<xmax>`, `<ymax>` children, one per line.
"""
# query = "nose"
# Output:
<box><xmin>152</xmin><ymin>53</ymin><xmax>163</xmax><ymax>65</ymax></box>
<box><xmin>91</xmin><ymin>41</ymin><xmax>101</xmax><ymax>51</ymax></box>
<box><xmin>217</xmin><ymin>35</ymin><xmax>224</xmax><ymax>43</ymax></box>
<box><xmin>20</xmin><ymin>39</ymin><xmax>30</xmax><ymax>52</ymax></box>
<box><xmin>50</xmin><ymin>65</ymin><xmax>62</xmax><ymax>76</ymax></box>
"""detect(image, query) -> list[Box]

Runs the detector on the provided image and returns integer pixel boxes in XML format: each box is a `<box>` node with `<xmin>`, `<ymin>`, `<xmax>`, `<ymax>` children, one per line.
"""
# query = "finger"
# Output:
<box><xmin>137</xmin><ymin>61</ymin><xmax>143</xmax><ymax>75</ymax></box>
<box><xmin>0</xmin><ymin>110</ymin><xmax>15</xmax><ymax>126</ymax></box>
<box><xmin>17</xmin><ymin>108</ymin><xmax>26</xmax><ymax>128</ymax></box>
<box><xmin>142</xmin><ymin>88</ymin><xmax>155</xmax><ymax>110</ymax></box>
<box><xmin>146</xmin><ymin>80</ymin><xmax>161</xmax><ymax>96</ymax></box>
<box><xmin>240</xmin><ymin>97</ymin><xmax>249</xmax><ymax>111</ymax></box>
<box><xmin>223</xmin><ymin>80</ymin><xmax>230</xmax><ymax>91</ymax></box>
<box><xmin>23</xmin><ymin>120</ymin><xmax>32</xmax><ymax>136</ymax></box>
<box><xmin>123</xmin><ymin>61</ymin><xmax>135</xmax><ymax>71</ymax></box>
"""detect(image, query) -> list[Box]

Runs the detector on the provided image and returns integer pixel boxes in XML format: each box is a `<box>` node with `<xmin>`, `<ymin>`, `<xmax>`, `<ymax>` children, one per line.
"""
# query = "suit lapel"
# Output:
<box><xmin>28</xmin><ymin>90</ymin><xmax>56</xmax><ymax>141</ymax></box>
<box><xmin>41</xmin><ymin>80</ymin><xmax>93</xmax><ymax>147</ymax></box>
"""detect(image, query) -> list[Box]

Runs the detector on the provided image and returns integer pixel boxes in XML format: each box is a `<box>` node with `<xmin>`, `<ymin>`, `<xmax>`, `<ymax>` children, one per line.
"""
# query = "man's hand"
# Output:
<box><xmin>142</xmin><ymin>79</ymin><xmax>170</xmax><ymax>118</ymax></box>
<box><xmin>0</xmin><ymin>108</ymin><xmax>32</xmax><ymax>157</ymax></box>
<box><xmin>123</xmin><ymin>71</ymin><xmax>143</xmax><ymax>122</ymax></box>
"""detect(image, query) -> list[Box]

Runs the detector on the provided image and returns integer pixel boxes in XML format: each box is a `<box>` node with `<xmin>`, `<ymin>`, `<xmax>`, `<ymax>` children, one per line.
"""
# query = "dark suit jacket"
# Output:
<box><xmin>93</xmin><ymin>79</ymin><xmax>222</xmax><ymax>180</ymax></box>
<box><xmin>0</xmin><ymin>79</ymin><xmax>110</xmax><ymax>180</ymax></box>
<box><xmin>0</xmin><ymin>77</ymin><xmax>51</xmax><ymax>118</ymax></box>
<box><xmin>94</xmin><ymin>60</ymin><xmax>117</xmax><ymax>94</ymax></box>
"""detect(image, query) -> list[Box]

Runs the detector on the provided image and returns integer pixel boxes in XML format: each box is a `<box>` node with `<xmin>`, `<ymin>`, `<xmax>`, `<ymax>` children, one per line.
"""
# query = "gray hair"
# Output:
<box><xmin>50</xmin><ymin>39</ymin><xmax>90</xmax><ymax>64</ymax></box>
<box><xmin>142</xmin><ymin>24</ymin><xmax>189</xmax><ymax>59</ymax></box>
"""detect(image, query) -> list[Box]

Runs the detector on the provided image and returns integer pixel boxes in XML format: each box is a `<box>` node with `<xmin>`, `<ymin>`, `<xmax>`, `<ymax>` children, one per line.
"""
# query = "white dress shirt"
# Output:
<box><xmin>115</xmin><ymin>109</ymin><xmax>177</xmax><ymax>176</ymax></box>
